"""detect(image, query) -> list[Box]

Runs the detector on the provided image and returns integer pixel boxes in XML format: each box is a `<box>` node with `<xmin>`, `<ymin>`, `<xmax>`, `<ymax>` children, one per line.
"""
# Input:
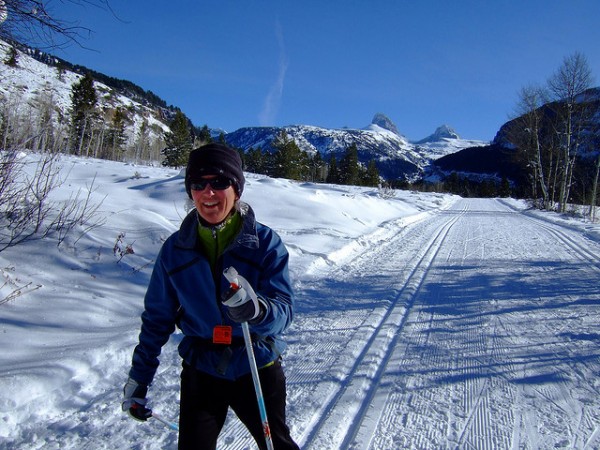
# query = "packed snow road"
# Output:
<box><xmin>4</xmin><ymin>195</ymin><xmax>599</xmax><ymax>450</ymax></box>
<box><xmin>261</xmin><ymin>197</ymin><xmax>600</xmax><ymax>450</ymax></box>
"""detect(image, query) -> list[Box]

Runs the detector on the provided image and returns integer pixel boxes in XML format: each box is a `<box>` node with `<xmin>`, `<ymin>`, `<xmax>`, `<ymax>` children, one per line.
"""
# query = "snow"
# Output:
<box><xmin>0</xmin><ymin>40</ymin><xmax>170</xmax><ymax>148</ymax></box>
<box><xmin>1</xmin><ymin>153</ymin><xmax>600</xmax><ymax>450</ymax></box>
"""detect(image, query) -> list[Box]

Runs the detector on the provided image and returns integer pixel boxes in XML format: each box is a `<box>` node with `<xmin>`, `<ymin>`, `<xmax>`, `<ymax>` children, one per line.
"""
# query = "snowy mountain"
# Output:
<box><xmin>0</xmin><ymin>38</ymin><xmax>488</xmax><ymax>179</ymax></box>
<box><xmin>371</xmin><ymin>112</ymin><xmax>403</xmax><ymax>136</ymax></box>
<box><xmin>493</xmin><ymin>86</ymin><xmax>600</xmax><ymax>155</ymax></box>
<box><xmin>225</xmin><ymin>115</ymin><xmax>488</xmax><ymax>181</ymax></box>
<box><xmin>414</xmin><ymin>124</ymin><xmax>460</xmax><ymax>143</ymax></box>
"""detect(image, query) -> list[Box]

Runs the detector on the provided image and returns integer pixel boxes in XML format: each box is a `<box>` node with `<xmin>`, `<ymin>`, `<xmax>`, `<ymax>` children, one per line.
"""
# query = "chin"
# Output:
<box><xmin>201</xmin><ymin>211</ymin><xmax>226</xmax><ymax>225</ymax></box>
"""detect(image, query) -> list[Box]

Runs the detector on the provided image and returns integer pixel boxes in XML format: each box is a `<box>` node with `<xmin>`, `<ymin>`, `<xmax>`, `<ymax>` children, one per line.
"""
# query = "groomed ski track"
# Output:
<box><xmin>219</xmin><ymin>197</ymin><xmax>600</xmax><ymax>449</ymax></box>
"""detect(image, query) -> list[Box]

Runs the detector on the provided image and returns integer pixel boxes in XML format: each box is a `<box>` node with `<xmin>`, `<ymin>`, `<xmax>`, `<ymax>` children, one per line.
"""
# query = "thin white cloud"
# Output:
<box><xmin>259</xmin><ymin>20</ymin><xmax>289</xmax><ymax>126</ymax></box>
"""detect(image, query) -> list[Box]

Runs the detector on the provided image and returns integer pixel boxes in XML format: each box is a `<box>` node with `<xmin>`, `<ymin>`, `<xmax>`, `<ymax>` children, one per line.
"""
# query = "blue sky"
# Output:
<box><xmin>50</xmin><ymin>1</ymin><xmax>600</xmax><ymax>141</ymax></box>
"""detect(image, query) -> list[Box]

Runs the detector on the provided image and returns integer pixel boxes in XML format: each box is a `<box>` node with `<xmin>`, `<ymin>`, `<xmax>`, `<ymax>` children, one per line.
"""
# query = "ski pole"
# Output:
<box><xmin>151</xmin><ymin>412</ymin><xmax>179</xmax><ymax>431</ymax></box>
<box><xmin>224</xmin><ymin>267</ymin><xmax>274</xmax><ymax>450</ymax></box>
<box><xmin>241</xmin><ymin>320</ymin><xmax>274</xmax><ymax>450</ymax></box>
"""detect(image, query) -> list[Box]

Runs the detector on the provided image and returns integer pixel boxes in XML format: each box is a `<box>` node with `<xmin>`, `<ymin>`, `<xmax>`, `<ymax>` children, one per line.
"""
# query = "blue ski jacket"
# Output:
<box><xmin>129</xmin><ymin>202</ymin><xmax>294</xmax><ymax>385</ymax></box>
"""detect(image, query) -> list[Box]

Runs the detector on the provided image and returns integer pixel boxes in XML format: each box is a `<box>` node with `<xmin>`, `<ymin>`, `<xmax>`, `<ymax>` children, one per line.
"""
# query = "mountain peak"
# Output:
<box><xmin>371</xmin><ymin>113</ymin><xmax>401</xmax><ymax>136</ymax></box>
<box><xmin>415</xmin><ymin>125</ymin><xmax>460</xmax><ymax>144</ymax></box>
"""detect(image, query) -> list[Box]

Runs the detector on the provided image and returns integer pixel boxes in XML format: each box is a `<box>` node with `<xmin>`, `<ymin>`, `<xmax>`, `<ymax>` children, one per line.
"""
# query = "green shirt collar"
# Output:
<box><xmin>197</xmin><ymin>211</ymin><xmax>243</xmax><ymax>267</ymax></box>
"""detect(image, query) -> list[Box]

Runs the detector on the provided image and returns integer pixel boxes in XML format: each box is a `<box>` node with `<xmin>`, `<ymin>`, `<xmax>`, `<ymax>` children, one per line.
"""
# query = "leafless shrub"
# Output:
<box><xmin>0</xmin><ymin>151</ymin><xmax>105</xmax><ymax>251</ymax></box>
<box><xmin>113</xmin><ymin>232</ymin><xmax>135</xmax><ymax>263</ymax></box>
<box><xmin>0</xmin><ymin>278</ymin><xmax>41</xmax><ymax>305</ymax></box>
<box><xmin>377</xmin><ymin>184</ymin><xmax>397</xmax><ymax>199</ymax></box>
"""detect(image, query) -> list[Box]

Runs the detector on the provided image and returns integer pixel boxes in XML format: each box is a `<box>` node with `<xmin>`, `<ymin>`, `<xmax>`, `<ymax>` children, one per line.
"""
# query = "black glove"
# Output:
<box><xmin>222</xmin><ymin>286</ymin><xmax>265</xmax><ymax>323</ymax></box>
<box><xmin>122</xmin><ymin>378</ymin><xmax>152</xmax><ymax>421</ymax></box>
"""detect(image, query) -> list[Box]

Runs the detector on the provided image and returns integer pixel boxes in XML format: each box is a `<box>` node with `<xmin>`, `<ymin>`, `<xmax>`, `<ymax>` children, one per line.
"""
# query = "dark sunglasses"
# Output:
<box><xmin>190</xmin><ymin>176</ymin><xmax>234</xmax><ymax>191</ymax></box>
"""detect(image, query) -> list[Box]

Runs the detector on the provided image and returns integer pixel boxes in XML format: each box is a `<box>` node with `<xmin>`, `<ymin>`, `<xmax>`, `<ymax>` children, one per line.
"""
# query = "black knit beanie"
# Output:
<box><xmin>185</xmin><ymin>143</ymin><xmax>245</xmax><ymax>198</ymax></box>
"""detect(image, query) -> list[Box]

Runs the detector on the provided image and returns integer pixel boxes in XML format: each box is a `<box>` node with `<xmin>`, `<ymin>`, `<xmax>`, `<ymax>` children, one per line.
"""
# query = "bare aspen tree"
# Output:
<box><xmin>511</xmin><ymin>84</ymin><xmax>553</xmax><ymax>208</ymax></box>
<box><xmin>547</xmin><ymin>52</ymin><xmax>594</xmax><ymax>213</ymax></box>
<box><xmin>0</xmin><ymin>93</ymin><xmax>22</xmax><ymax>149</ymax></box>
<box><xmin>133</xmin><ymin>116</ymin><xmax>150</xmax><ymax>163</ymax></box>
<box><xmin>31</xmin><ymin>85</ymin><xmax>61</xmax><ymax>152</ymax></box>
<box><xmin>590</xmin><ymin>155</ymin><xmax>600</xmax><ymax>221</ymax></box>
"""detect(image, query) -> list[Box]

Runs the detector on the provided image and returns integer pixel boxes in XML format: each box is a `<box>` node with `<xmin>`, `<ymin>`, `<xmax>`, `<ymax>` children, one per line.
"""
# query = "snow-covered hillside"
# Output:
<box><xmin>0</xmin><ymin>39</ymin><xmax>170</xmax><ymax>148</ymax></box>
<box><xmin>1</xmin><ymin>153</ymin><xmax>599</xmax><ymax>449</ymax></box>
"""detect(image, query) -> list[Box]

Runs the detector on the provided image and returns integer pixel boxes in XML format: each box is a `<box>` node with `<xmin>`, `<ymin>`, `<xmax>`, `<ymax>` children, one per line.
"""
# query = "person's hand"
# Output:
<box><xmin>122</xmin><ymin>378</ymin><xmax>152</xmax><ymax>421</ymax></box>
<box><xmin>222</xmin><ymin>284</ymin><xmax>264</xmax><ymax>323</ymax></box>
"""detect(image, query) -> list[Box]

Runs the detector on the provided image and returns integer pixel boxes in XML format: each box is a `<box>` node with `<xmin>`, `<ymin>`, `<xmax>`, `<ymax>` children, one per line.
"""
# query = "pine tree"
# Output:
<box><xmin>362</xmin><ymin>159</ymin><xmax>380</xmax><ymax>187</ymax></box>
<box><xmin>499</xmin><ymin>177</ymin><xmax>511</xmax><ymax>198</ymax></box>
<box><xmin>339</xmin><ymin>143</ymin><xmax>360</xmax><ymax>185</ymax></box>
<box><xmin>162</xmin><ymin>110</ymin><xmax>193</xmax><ymax>167</ymax></box>
<box><xmin>195</xmin><ymin>125</ymin><xmax>212</xmax><ymax>146</ymax></box>
<box><xmin>326</xmin><ymin>154</ymin><xmax>340</xmax><ymax>184</ymax></box>
<box><xmin>245</xmin><ymin>147</ymin><xmax>266</xmax><ymax>174</ymax></box>
<box><xmin>309</xmin><ymin>151</ymin><xmax>326</xmax><ymax>182</ymax></box>
<box><xmin>106</xmin><ymin>107</ymin><xmax>129</xmax><ymax>160</ymax></box>
<box><xmin>70</xmin><ymin>72</ymin><xmax>98</xmax><ymax>156</ymax></box>
<box><xmin>56</xmin><ymin>63</ymin><xmax>66</xmax><ymax>82</ymax></box>
<box><xmin>272</xmin><ymin>131</ymin><xmax>308</xmax><ymax>180</ymax></box>
<box><xmin>263</xmin><ymin>150</ymin><xmax>276</xmax><ymax>177</ymax></box>
<box><xmin>4</xmin><ymin>46</ymin><xmax>18</xmax><ymax>67</ymax></box>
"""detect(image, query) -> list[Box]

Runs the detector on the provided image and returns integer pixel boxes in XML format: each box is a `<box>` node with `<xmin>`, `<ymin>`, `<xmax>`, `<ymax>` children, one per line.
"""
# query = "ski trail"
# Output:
<box><xmin>297</xmin><ymin>206</ymin><xmax>465</xmax><ymax>449</ymax></box>
<box><xmin>583</xmin><ymin>425</ymin><xmax>600</xmax><ymax>450</ymax></box>
<box><xmin>218</xmin><ymin>198</ymin><xmax>600</xmax><ymax>449</ymax></box>
<box><xmin>297</xmin><ymin>198</ymin><xmax>599</xmax><ymax>449</ymax></box>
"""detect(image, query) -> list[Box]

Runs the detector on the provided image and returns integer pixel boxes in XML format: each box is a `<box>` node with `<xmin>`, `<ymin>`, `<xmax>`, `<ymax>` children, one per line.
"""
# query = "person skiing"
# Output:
<box><xmin>122</xmin><ymin>143</ymin><xmax>299</xmax><ymax>450</ymax></box>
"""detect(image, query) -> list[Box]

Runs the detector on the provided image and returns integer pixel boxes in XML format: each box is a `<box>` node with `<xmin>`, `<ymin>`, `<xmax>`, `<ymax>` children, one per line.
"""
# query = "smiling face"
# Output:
<box><xmin>191</xmin><ymin>175</ymin><xmax>239</xmax><ymax>225</ymax></box>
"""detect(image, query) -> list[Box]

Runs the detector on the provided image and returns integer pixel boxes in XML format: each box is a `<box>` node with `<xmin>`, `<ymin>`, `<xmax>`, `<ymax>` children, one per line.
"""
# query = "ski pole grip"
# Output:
<box><xmin>224</xmin><ymin>266</ymin><xmax>239</xmax><ymax>288</ymax></box>
<box><xmin>223</xmin><ymin>266</ymin><xmax>261</xmax><ymax>315</ymax></box>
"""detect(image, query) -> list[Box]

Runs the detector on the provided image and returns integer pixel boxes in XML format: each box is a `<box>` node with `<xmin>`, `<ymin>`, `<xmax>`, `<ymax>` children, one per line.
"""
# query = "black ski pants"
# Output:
<box><xmin>178</xmin><ymin>359</ymin><xmax>300</xmax><ymax>450</ymax></box>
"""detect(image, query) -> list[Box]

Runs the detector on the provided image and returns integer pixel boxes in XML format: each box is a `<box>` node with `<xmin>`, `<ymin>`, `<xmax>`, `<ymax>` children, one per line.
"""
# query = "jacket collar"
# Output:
<box><xmin>176</xmin><ymin>201</ymin><xmax>258</xmax><ymax>251</ymax></box>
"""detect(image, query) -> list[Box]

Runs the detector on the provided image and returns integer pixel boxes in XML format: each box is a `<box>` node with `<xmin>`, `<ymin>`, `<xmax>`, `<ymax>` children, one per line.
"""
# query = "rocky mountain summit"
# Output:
<box><xmin>225</xmin><ymin>114</ymin><xmax>487</xmax><ymax>180</ymax></box>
